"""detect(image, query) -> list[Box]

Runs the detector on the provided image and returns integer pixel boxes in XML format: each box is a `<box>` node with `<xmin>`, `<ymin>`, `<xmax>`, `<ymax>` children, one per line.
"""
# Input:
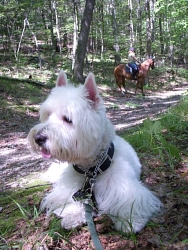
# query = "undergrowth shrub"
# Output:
<box><xmin>123</xmin><ymin>94</ymin><xmax>188</xmax><ymax>167</ymax></box>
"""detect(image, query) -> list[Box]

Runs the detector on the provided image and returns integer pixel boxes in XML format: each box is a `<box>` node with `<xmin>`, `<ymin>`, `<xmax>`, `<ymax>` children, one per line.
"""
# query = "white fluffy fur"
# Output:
<box><xmin>28</xmin><ymin>70</ymin><xmax>162</xmax><ymax>233</ymax></box>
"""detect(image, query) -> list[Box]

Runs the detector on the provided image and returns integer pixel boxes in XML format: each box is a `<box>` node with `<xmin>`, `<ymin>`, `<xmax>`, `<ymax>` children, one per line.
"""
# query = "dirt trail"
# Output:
<box><xmin>103</xmin><ymin>82</ymin><xmax>188</xmax><ymax>132</ymax></box>
<box><xmin>0</xmin><ymin>81</ymin><xmax>188</xmax><ymax>190</ymax></box>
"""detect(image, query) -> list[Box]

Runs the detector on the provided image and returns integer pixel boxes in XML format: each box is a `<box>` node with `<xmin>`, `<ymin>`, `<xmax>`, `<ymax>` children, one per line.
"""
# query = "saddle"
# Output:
<box><xmin>125</xmin><ymin>64</ymin><xmax>132</xmax><ymax>74</ymax></box>
<box><xmin>125</xmin><ymin>64</ymin><xmax>139</xmax><ymax>80</ymax></box>
<box><xmin>125</xmin><ymin>64</ymin><xmax>139</xmax><ymax>74</ymax></box>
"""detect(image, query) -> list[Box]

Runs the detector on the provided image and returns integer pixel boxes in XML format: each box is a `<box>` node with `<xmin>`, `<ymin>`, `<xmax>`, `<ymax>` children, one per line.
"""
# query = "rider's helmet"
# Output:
<box><xmin>129</xmin><ymin>47</ymin><xmax>135</xmax><ymax>52</ymax></box>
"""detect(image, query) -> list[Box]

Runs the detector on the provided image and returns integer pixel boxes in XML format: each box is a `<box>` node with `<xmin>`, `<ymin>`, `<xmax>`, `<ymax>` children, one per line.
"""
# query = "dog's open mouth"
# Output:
<box><xmin>41</xmin><ymin>148</ymin><xmax>52</xmax><ymax>159</ymax></box>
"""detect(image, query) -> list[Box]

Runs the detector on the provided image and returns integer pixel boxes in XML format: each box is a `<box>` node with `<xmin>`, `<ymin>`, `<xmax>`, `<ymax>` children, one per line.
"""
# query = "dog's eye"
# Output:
<box><xmin>63</xmin><ymin>116</ymin><xmax>72</xmax><ymax>124</ymax></box>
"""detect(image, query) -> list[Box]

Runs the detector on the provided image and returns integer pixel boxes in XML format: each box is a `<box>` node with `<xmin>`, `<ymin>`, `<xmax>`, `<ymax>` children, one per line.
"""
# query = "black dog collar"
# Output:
<box><xmin>72</xmin><ymin>142</ymin><xmax>115</xmax><ymax>210</ymax></box>
<box><xmin>73</xmin><ymin>142</ymin><xmax>114</xmax><ymax>176</ymax></box>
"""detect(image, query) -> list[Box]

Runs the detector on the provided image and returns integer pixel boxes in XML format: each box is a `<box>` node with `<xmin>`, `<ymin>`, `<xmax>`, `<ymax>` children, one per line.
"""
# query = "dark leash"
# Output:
<box><xmin>84</xmin><ymin>203</ymin><xmax>104</xmax><ymax>250</ymax></box>
<box><xmin>72</xmin><ymin>142</ymin><xmax>115</xmax><ymax>250</ymax></box>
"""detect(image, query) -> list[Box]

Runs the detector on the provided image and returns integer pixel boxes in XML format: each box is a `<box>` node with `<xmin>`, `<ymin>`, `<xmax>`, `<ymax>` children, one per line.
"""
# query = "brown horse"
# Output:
<box><xmin>114</xmin><ymin>58</ymin><xmax>155</xmax><ymax>96</ymax></box>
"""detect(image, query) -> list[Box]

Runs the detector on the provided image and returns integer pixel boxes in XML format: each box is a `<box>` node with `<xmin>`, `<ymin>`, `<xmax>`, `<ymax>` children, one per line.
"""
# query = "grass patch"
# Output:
<box><xmin>0</xmin><ymin>186</ymin><xmax>48</xmax><ymax>237</ymax></box>
<box><xmin>0</xmin><ymin>186</ymin><xmax>80</xmax><ymax>249</ymax></box>
<box><xmin>123</xmin><ymin>94</ymin><xmax>188</xmax><ymax>168</ymax></box>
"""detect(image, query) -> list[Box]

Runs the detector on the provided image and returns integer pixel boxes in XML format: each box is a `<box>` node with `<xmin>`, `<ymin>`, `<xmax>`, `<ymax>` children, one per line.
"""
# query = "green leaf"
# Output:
<box><xmin>167</xmin><ymin>143</ymin><xmax>181</xmax><ymax>159</ymax></box>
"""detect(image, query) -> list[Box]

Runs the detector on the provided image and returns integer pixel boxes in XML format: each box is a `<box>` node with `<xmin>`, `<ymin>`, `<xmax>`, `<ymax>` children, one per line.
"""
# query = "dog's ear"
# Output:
<box><xmin>84</xmin><ymin>73</ymin><xmax>99</xmax><ymax>103</ymax></box>
<box><xmin>56</xmin><ymin>70</ymin><xmax>68</xmax><ymax>87</ymax></box>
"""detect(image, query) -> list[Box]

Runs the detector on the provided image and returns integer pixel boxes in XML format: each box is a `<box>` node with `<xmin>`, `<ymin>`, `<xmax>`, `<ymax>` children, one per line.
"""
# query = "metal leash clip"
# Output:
<box><xmin>72</xmin><ymin>176</ymin><xmax>95</xmax><ymax>202</ymax></box>
<box><xmin>89</xmin><ymin>178</ymin><xmax>96</xmax><ymax>193</ymax></box>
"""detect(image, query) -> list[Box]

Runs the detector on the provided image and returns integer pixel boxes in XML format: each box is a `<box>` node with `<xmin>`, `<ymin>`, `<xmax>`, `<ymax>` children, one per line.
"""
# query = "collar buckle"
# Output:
<box><xmin>72</xmin><ymin>142</ymin><xmax>115</xmax><ymax>210</ymax></box>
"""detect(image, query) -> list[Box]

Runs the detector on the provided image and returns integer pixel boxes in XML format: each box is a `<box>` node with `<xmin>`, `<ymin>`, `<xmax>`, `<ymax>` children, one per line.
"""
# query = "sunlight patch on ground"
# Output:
<box><xmin>149</xmin><ymin>89</ymin><xmax>186</xmax><ymax>99</ymax></box>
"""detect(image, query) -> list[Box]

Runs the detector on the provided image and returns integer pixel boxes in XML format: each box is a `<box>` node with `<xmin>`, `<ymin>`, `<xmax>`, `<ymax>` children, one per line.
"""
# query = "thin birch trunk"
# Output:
<box><xmin>48</xmin><ymin>0</ymin><xmax>56</xmax><ymax>63</ymax></box>
<box><xmin>111</xmin><ymin>0</ymin><xmax>121</xmax><ymax>65</ymax></box>
<box><xmin>26</xmin><ymin>19</ymin><xmax>43</xmax><ymax>70</ymax></box>
<box><xmin>145</xmin><ymin>0</ymin><xmax>151</xmax><ymax>58</ymax></box>
<box><xmin>128</xmin><ymin>0</ymin><xmax>134</xmax><ymax>45</ymax></box>
<box><xmin>16</xmin><ymin>18</ymin><xmax>27</xmax><ymax>61</ymax></box>
<box><xmin>53</xmin><ymin>0</ymin><xmax>62</xmax><ymax>57</ymax></box>
<box><xmin>72</xmin><ymin>1</ymin><xmax>78</xmax><ymax>70</ymax></box>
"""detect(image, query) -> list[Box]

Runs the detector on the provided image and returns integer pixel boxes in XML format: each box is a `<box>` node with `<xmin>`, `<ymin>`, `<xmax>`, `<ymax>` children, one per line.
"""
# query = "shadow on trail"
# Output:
<box><xmin>105</xmin><ymin>82</ymin><xmax>188</xmax><ymax>133</ymax></box>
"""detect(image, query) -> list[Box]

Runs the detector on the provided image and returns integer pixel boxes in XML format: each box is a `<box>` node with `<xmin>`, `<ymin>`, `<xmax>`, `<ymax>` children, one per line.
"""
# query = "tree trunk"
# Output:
<box><xmin>53</xmin><ymin>0</ymin><xmax>62</xmax><ymax>56</ymax></box>
<box><xmin>137</xmin><ymin>0</ymin><xmax>143</xmax><ymax>58</ymax></box>
<box><xmin>100</xmin><ymin>1</ymin><xmax>104</xmax><ymax>59</ymax></box>
<box><xmin>72</xmin><ymin>0</ymin><xmax>79</xmax><ymax>70</ymax></box>
<box><xmin>145</xmin><ymin>0</ymin><xmax>151</xmax><ymax>58</ymax></box>
<box><xmin>159</xmin><ymin>16</ymin><xmax>164</xmax><ymax>54</ymax></box>
<box><xmin>26</xmin><ymin>19</ymin><xmax>43</xmax><ymax>70</ymax></box>
<box><xmin>128</xmin><ymin>0</ymin><xmax>134</xmax><ymax>45</ymax></box>
<box><xmin>151</xmin><ymin>0</ymin><xmax>155</xmax><ymax>47</ymax></box>
<box><xmin>73</xmin><ymin>0</ymin><xmax>96</xmax><ymax>83</ymax></box>
<box><xmin>111</xmin><ymin>0</ymin><xmax>121</xmax><ymax>65</ymax></box>
<box><xmin>48</xmin><ymin>0</ymin><xmax>56</xmax><ymax>62</ymax></box>
<box><xmin>16</xmin><ymin>18</ymin><xmax>27</xmax><ymax>61</ymax></box>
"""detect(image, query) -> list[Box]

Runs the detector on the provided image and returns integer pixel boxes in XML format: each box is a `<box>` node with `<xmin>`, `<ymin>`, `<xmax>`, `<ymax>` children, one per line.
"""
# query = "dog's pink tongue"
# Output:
<box><xmin>41</xmin><ymin>148</ymin><xmax>51</xmax><ymax>159</ymax></box>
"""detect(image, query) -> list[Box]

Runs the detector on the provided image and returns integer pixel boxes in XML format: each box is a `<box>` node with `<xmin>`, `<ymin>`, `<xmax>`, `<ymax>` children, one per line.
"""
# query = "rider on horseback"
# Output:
<box><xmin>128</xmin><ymin>47</ymin><xmax>140</xmax><ymax>80</ymax></box>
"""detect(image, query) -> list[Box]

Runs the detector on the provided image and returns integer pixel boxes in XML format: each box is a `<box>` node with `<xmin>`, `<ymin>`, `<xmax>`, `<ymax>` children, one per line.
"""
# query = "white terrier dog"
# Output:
<box><xmin>28</xmin><ymin>70</ymin><xmax>161</xmax><ymax>233</ymax></box>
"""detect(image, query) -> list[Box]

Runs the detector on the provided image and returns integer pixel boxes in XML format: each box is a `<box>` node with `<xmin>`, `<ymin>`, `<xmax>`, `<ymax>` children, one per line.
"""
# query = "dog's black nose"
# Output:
<box><xmin>34</xmin><ymin>133</ymin><xmax>47</xmax><ymax>146</ymax></box>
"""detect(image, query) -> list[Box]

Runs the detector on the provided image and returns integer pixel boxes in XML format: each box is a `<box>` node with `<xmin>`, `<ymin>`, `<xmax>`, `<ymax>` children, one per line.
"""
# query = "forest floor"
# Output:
<box><xmin>0</xmin><ymin>71</ymin><xmax>188</xmax><ymax>250</ymax></box>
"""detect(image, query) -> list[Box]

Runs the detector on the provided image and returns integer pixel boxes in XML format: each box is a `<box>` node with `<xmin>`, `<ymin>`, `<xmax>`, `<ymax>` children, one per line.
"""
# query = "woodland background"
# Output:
<box><xmin>0</xmin><ymin>0</ymin><xmax>188</xmax><ymax>80</ymax></box>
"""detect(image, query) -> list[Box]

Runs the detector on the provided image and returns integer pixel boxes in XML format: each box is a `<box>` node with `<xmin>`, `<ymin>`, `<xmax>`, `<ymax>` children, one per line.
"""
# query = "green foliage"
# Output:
<box><xmin>12</xmin><ymin>199</ymin><xmax>40</xmax><ymax>224</ymax></box>
<box><xmin>123</xmin><ymin>95</ymin><xmax>188</xmax><ymax>167</ymax></box>
<box><xmin>176</xmin><ymin>68</ymin><xmax>188</xmax><ymax>79</ymax></box>
<box><xmin>126</xmin><ymin>117</ymin><xmax>180</xmax><ymax>165</ymax></box>
<box><xmin>0</xmin><ymin>187</ymin><xmax>46</xmax><ymax>237</ymax></box>
<box><xmin>0</xmin><ymin>0</ymin><xmax>187</xmax><ymax>67</ymax></box>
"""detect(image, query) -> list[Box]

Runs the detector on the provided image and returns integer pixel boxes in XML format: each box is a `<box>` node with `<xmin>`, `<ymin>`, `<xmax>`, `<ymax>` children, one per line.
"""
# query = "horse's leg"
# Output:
<box><xmin>119</xmin><ymin>85</ymin><xmax>124</xmax><ymax>95</ymax></box>
<box><xmin>139</xmin><ymin>80</ymin><xmax>145</xmax><ymax>96</ymax></box>
<box><xmin>122</xmin><ymin>76</ymin><xmax>127</xmax><ymax>94</ymax></box>
<box><xmin>115</xmin><ymin>76</ymin><xmax>124</xmax><ymax>95</ymax></box>
<box><xmin>135</xmin><ymin>80</ymin><xmax>145</xmax><ymax>96</ymax></box>
<box><xmin>135</xmin><ymin>80</ymin><xmax>138</xmax><ymax>95</ymax></box>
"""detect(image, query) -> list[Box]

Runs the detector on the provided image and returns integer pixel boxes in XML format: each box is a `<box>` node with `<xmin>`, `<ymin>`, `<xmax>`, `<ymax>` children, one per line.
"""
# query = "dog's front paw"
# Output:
<box><xmin>61</xmin><ymin>213</ymin><xmax>86</xmax><ymax>229</ymax></box>
<box><xmin>54</xmin><ymin>202</ymin><xmax>86</xmax><ymax>230</ymax></box>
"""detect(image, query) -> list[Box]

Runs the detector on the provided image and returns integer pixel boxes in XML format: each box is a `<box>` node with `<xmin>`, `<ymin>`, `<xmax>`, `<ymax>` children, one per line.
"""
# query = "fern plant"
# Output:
<box><xmin>124</xmin><ymin>117</ymin><xmax>180</xmax><ymax>167</ymax></box>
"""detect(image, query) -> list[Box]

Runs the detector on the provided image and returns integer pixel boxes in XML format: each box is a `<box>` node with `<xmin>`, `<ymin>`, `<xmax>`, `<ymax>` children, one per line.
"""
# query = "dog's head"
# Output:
<box><xmin>28</xmin><ymin>70</ymin><xmax>114</xmax><ymax>166</ymax></box>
